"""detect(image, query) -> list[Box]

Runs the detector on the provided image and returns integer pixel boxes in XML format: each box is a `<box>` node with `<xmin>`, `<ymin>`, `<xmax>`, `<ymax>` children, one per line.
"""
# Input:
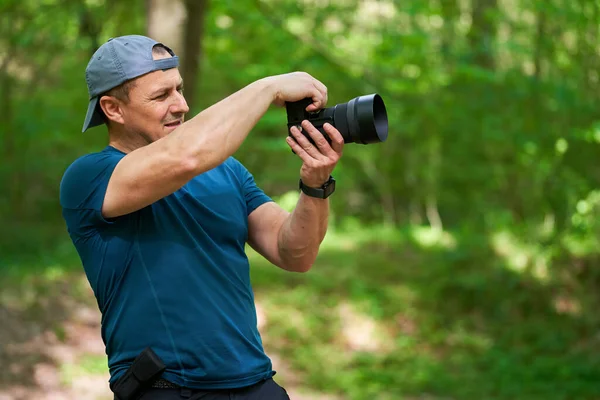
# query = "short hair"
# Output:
<box><xmin>99</xmin><ymin>44</ymin><xmax>172</xmax><ymax>122</ymax></box>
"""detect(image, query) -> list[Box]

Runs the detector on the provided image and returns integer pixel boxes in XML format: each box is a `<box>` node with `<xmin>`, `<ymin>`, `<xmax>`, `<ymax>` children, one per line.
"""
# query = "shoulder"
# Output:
<box><xmin>60</xmin><ymin>147</ymin><xmax>125</xmax><ymax>208</ymax></box>
<box><xmin>62</xmin><ymin>147</ymin><xmax>124</xmax><ymax>180</ymax></box>
<box><xmin>222</xmin><ymin>156</ymin><xmax>245</xmax><ymax>172</ymax></box>
<box><xmin>223</xmin><ymin>156</ymin><xmax>256</xmax><ymax>178</ymax></box>
<box><xmin>215</xmin><ymin>156</ymin><xmax>251</xmax><ymax>183</ymax></box>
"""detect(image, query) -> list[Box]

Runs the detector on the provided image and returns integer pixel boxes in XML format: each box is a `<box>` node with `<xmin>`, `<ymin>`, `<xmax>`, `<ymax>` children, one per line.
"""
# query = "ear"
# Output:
<box><xmin>99</xmin><ymin>95</ymin><xmax>125</xmax><ymax>125</ymax></box>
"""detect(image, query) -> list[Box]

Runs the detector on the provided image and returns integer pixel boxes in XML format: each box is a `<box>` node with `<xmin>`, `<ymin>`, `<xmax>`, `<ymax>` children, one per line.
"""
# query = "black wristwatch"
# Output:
<box><xmin>299</xmin><ymin>176</ymin><xmax>336</xmax><ymax>199</ymax></box>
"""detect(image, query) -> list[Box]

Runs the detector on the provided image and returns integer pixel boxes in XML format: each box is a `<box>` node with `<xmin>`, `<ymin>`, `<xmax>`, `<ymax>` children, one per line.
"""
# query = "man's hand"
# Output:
<box><xmin>266</xmin><ymin>72</ymin><xmax>328</xmax><ymax>112</ymax></box>
<box><xmin>286</xmin><ymin>120</ymin><xmax>344</xmax><ymax>188</ymax></box>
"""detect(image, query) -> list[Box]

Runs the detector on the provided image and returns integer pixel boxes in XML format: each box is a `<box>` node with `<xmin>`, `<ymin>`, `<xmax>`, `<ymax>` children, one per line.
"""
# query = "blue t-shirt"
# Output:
<box><xmin>59</xmin><ymin>145</ymin><xmax>275</xmax><ymax>389</ymax></box>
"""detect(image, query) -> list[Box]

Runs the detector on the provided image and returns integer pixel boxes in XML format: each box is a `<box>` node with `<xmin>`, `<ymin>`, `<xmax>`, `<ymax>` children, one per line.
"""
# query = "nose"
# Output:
<box><xmin>171</xmin><ymin>90</ymin><xmax>189</xmax><ymax>115</ymax></box>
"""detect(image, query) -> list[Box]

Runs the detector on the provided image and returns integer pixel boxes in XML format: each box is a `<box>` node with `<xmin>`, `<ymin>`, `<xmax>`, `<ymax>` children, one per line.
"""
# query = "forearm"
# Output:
<box><xmin>167</xmin><ymin>78</ymin><xmax>275</xmax><ymax>173</ymax></box>
<box><xmin>277</xmin><ymin>193</ymin><xmax>330</xmax><ymax>272</ymax></box>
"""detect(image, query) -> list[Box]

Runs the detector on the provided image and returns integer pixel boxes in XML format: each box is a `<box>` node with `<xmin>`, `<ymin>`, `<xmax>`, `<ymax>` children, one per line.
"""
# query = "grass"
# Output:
<box><xmin>2</xmin><ymin>222</ymin><xmax>600</xmax><ymax>399</ymax></box>
<box><xmin>60</xmin><ymin>354</ymin><xmax>108</xmax><ymax>386</ymax></box>
<box><xmin>248</xmin><ymin>224</ymin><xmax>600</xmax><ymax>400</ymax></box>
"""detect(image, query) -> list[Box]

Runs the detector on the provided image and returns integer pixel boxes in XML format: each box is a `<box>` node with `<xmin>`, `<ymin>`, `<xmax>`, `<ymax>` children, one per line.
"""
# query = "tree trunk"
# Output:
<box><xmin>181</xmin><ymin>0</ymin><xmax>209</xmax><ymax>113</ymax></box>
<box><xmin>440</xmin><ymin>0</ymin><xmax>459</xmax><ymax>70</ymax></box>
<box><xmin>146</xmin><ymin>0</ymin><xmax>208</xmax><ymax>112</ymax></box>
<box><xmin>79</xmin><ymin>5</ymin><xmax>101</xmax><ymax>57</ymax></box>
<box><xmin>467</xmin><ymin>0</ymin><xmax>498</xmax><ymax>70</ymax></box>
<box><xmin>0</xmin><ymin>57</ymin><xmax>20</xmax><ymax>216</ymax></box>
<box><xmin>146</xmin><ymin>0</ymin><xmax>187</xmax><ymax>56</ymax></box>
<box><xmin>533</xmin><ymin>4</ymin><xmax>546</xmax><ymax>80</ymax></box>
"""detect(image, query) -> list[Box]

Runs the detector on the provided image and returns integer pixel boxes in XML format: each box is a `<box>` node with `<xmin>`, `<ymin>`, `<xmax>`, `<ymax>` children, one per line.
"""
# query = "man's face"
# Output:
<box><xmin>119</xmin><ymin>52</ymin><xmax>189</xmax><ymax>143</ymax></box>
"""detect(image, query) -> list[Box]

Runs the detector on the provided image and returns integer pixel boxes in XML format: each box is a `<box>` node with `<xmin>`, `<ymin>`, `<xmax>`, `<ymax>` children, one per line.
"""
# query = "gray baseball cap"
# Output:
<box><xmin>82</xmin><ymin>35</ymin><xmax>179</xmax><ymax>132</ymax></box>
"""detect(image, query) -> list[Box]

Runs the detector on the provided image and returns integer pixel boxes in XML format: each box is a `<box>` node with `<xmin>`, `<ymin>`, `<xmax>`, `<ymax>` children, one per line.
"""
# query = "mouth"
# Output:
<box><xmin>164</xmin><ymin>120</ymin><xmax>182</xmax><ymax>129</ymax></box>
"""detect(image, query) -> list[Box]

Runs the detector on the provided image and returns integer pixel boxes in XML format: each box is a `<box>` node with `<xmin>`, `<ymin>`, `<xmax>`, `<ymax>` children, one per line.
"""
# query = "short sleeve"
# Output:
<box><xmin>60</xmin><ymin>151</ymin><xmax>124</xmax><ymax>237</ymax></box>
<box><xmin>229</xmin><ymin>157</ymin><xmax>273</xmax><ymax>215</ymax></box>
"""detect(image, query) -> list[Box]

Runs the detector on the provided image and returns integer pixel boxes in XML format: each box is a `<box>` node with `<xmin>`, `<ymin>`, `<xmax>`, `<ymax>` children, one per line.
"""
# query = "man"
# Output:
<box><xmin>59</xmin><ymin>35</ymin><xmax>344</xmax><ymax>400</ymax></box>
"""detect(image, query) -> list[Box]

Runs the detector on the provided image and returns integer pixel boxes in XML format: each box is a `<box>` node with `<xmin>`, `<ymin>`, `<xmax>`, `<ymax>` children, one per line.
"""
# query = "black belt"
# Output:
<box><xmin>151</xmin><ymin>378</ymin><xmax>181</xmax><ymax>389</ymax></box>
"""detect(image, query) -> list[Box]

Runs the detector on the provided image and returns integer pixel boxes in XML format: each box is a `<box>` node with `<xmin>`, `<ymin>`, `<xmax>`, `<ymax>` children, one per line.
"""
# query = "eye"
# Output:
<box><xmin>154</xmin><ymin>92</ymin><xmax>168</xmax><ymax>100</ymax></box>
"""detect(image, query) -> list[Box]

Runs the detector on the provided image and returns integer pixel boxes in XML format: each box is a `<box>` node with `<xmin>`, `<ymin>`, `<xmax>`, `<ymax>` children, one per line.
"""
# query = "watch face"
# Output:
<box><xmin>324</xmin><ymin>180</ymin><xmax>335</xmax><ymax>196</ymax></box>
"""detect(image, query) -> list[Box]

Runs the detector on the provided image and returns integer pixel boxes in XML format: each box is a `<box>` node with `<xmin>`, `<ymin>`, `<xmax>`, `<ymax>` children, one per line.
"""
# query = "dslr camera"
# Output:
<box><xmin>285</xmin><ymin>93</ymin><xmax>388</xmax><ymax>146</ymax></box>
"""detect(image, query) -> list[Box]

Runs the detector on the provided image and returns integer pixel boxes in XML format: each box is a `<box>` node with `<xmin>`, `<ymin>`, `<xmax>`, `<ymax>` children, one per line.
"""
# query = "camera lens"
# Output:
<box><xmin>331</xmin><ymin>94</ymin><xmax>388</xmax><ymax>144</ymax></box>
<box><xmin>348</xmin><ymin>94</ymin><xmax>388</xmax><ymax>144</ymax></box>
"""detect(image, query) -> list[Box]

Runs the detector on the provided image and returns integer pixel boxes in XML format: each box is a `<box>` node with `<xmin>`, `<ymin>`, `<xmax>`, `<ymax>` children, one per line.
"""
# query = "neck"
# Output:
<box><xmin>108</xmin><ymin>127</ymin><xmax>151</xmax><ymax>154</ymax></box>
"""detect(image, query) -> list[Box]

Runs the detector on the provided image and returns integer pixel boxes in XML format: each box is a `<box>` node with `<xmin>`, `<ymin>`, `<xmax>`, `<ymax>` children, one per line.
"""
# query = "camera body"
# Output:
<box><xmin>285</xmin><ymin>93</ymin><xmax>388</xmax><ymax>146</ymax></box>
<box><xmin>286</xmin><ymin>98</ymin><xmax>335</xmax><ymax>146</ymax></box>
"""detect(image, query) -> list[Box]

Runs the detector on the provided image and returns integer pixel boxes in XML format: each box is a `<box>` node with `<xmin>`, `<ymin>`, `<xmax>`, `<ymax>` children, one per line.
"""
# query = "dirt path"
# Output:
<box><xmin>0</xmin><ymin>276</ymin><xmax>342</xmax><ymax>400</ymax></box>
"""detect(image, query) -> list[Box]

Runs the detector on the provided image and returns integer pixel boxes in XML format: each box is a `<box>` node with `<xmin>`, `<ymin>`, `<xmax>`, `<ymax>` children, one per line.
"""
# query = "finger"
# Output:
<box><xmin>307</xmin><ymin>83</ymin><xmax>327</xmax><ymax>111</ymax></box>
<box><xmin>316</xmin><ymin>81</ymin><xmax>328</xmax><ymax>106</ymax></box>
<box><xmin>306</xmin><ymin>90</ymin><xmax>325</xmax><ymax>112</ymax></box>
<box><xmin>301</xmin><ymin>120</ymin><xmax>336</xmax><ymax>158</ymax></box>
<box><xmin>312</xmin><ymin>80</ymin><xmax>328</xmax><ymax>107</ymax></box>
<box><xmin>291</xmin><ymin>125</ymin><xmax>323</xmax><ymax>159</ymax></box>
<box><xmin>290</xmin><ymin>125</ymin><xmax>325</xmax><ymax>159</ymax></box>
<box><xmin>323</xmin><ymin>123</ymin><xmax>344</xmax><ymax>155</ymax></box>
<box><xmin>306</xmin><ymin>99</ymin><xmax>321</xmax><ymax>112</ymax></box>
<box><xmin>286</xmin><ymin>136</ymin><xmax>313</xmax><ymax>163</ymax></box>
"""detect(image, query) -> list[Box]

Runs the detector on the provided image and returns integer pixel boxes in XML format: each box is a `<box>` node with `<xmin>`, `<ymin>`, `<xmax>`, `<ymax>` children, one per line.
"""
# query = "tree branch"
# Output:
<box><xmin>252</xmin><ymin>0</ymin><xmax>378</xmax><ymax>95</ymax></box>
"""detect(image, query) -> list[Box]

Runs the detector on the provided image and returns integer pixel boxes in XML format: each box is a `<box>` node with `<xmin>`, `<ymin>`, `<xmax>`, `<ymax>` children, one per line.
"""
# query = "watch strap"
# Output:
<box><xmin>299</xmin><ymin>176</ymin><xmax>336</xmax><ymax>199</ymax></box>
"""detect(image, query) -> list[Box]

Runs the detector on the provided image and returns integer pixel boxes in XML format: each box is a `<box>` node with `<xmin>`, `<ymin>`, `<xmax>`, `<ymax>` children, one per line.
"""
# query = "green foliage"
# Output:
<box><xmin>60</xmin><ymin>353</ymin><xmax>108</xmax><ymax>385</ymax></box>
<box><xmin>249</xmin><ymin>227</ymin><xmax>600</xmax><ymax>399</ymax></box>
<box><xmin>2</xmin><ymin>0</ymin><xmax>600</xmax><ymax>398</ymax></box>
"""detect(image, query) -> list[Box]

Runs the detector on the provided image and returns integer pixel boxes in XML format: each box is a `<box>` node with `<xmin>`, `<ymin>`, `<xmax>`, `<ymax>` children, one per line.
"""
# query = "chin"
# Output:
<box><xmin>162</xmin><ymin>128</ymin><xmax>176</xmax><ymax>137</ymax></box>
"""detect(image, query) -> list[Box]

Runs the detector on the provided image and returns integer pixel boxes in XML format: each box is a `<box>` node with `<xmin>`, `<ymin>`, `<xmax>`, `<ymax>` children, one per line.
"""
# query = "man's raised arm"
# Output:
<box><xmin>102</xmin><ymin>72</ymin><xmax>328</xmax><ymax>218</ymax></box>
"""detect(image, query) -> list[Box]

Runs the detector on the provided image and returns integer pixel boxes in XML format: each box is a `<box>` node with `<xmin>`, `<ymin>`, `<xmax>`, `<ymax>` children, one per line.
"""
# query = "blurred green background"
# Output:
<box><xmin>1</xmin><ymin>0</ymin><xmax>600</xmax><ymax>399</ymax></box>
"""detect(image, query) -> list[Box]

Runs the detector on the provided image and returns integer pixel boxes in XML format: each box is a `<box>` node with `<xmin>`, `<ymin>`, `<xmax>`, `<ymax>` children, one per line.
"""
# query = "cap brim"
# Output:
<box><xmin>82</xmin><ymin>97</ymin><xmax>105</xmax><ymax>132</ymax></box>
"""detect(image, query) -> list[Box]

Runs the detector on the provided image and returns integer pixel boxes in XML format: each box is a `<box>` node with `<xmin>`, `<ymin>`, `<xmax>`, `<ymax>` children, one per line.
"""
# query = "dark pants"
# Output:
<box><xmin>118</xmin><ymin>378</ymin><xmax>290</xmax><ymax>400</ymax></box>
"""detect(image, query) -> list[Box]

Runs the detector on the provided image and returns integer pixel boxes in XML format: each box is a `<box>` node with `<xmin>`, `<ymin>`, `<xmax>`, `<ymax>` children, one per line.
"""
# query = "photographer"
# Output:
<box><xmin>59</xmin><ymin>35</ymin><xmax>344</xmax><ymax>400</ymax></box>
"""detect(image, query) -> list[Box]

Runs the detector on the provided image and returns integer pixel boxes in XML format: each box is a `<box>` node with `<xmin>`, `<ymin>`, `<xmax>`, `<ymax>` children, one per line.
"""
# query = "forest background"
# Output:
<box><xmin>1</xmin><ymin>0</ymin><xmax>600</xmax><ymax>399</ymax></box>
